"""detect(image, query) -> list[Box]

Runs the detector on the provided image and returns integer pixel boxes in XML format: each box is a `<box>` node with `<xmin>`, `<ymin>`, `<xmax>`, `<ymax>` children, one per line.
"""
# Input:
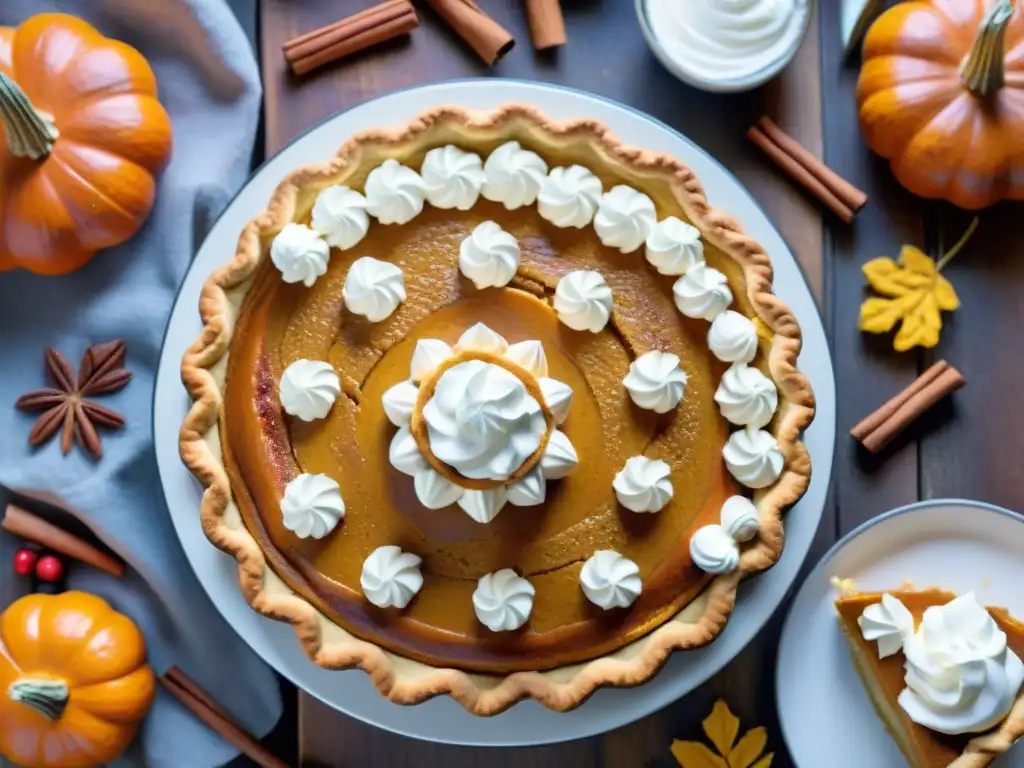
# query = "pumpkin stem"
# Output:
<box><xmin>0</xmin><ymin>71</ymin><xmax>59</xmax><ymax>160</ymax></box>
<box><xmin>961</xmin><ymin>0</ymin><xmax>1015</xmax><ymax>96</ymax></box>
<box><xmin>8</xmin><ymin>678</ymin><xmax>69</xmax><ymax>721</ymax></box>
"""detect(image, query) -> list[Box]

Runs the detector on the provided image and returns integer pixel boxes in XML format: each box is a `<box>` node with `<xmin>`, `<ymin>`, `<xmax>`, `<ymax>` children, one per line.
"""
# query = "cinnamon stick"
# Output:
<box><xmin>525</xmin><ymin>0</ymin><xmax>566</xmax><ymax>50</ymax></box>
<box><xmin>160</xmin><ymin>667</ymin><xmax>288</xmax><ymax>768</ymax></box>
<box><xmin>850</xmin><ymin>361</ymin><xmax>966</xmax><ymax>453</ymax></box>
<box><xmin>282</xmin><ymin>0</ymin><xmax>419</xmax><ymax>76</ymax></box>
<box><xmin>425</xmin><ymin>0</ymin><xmax>515</xmax><ymax>65</ymax></box>
<box><xmin>2</xmin><ymin>504</ymin><xmax>124</xmax><ymax>578</ymax></box>
<box><xmin>757</xmin><ymin>116</ymin><xmax>868</xmax><ymax>212</ymax></box>
<box><xmin>747</xmin><ymin>125</ymin><xmax>855</xmax><ymax>224</ymax></box>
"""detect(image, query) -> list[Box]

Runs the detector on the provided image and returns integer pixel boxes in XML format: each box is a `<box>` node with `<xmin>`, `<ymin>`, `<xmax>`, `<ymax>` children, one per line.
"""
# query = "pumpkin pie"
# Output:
<box><xmin>180</xmin><ymin>106</ymin><xmax>814</xmax><ymax>714</ymax></box>
<box><xmin>835</xmin><ymin>587</ymin><xmax>1024</xmax><ymax>767</ymax></box>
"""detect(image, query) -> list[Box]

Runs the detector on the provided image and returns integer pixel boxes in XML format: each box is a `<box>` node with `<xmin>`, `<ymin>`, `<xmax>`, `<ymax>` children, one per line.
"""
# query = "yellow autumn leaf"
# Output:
<box><xmin>671</xmin><ymin>739</ymin><xmax>729</xmax><ymax>768</ymax></box>
<box><xmin>751</xmin><ymin>754</ymin><xmax>774</xmax><ymax>768</ymax></box>
<box><xmin>728</xmin><ymin>726</ymin><xmax>768</xmax><ymax>768</ymax></box>
<box><xmin>702</xmin><ymin>700</ymin><xmax>740</xmax><ymax>755</ymax></box>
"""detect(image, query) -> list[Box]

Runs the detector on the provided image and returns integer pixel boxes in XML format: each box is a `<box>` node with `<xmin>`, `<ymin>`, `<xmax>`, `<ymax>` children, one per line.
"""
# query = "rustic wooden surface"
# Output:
<box><xmin>253</xmin><ymin>1</ymin><xmax>1019</xmax><ymax>766</ymax></box>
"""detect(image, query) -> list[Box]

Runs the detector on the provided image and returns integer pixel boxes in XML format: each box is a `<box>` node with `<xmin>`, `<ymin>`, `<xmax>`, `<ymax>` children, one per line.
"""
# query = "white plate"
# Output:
<box><xmin>153</xmin><ymin>79</ymin><xmax>836</xmax><ymax>747</ymax></box>
<box><xmin>777</xmin><ymin>500</ymin><xmax>1024</xmax><ymax>767</ymax></box>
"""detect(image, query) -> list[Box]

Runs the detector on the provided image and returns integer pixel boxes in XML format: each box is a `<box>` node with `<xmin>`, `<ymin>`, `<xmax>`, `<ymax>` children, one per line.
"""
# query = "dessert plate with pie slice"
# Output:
<box><xmin>778</xmin><ymin>500</ymin><xmax>1024</xmax><ymax>767</ymax></box>
<box><xmin>154</xmin><ymin>80</ymin><xmax>835</xmax><ymax>745</ymax></box>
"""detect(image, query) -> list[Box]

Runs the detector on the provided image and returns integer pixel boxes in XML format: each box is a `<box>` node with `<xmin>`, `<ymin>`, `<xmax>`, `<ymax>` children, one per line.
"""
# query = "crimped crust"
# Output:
<box><xmin>179</xmin><ymin>105</ymin><xmax>815</xmax><ymax>715</ymax></box>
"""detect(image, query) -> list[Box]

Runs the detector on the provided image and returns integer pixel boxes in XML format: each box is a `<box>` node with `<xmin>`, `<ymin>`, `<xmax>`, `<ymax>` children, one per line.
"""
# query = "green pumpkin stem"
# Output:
<box><xmin>0</xmin><ymin>71</ymin><xmax>59</xmax><ymax>159</ymax></box>
<box><xmin>961</xmin><ymin>0</ymin><xmax>1015</xmax><ymax>96</ymax></box>
<box><xmin>8</xmin><ymin>677</ymin><xmax>69</xmax><ymax>721</ymax></box>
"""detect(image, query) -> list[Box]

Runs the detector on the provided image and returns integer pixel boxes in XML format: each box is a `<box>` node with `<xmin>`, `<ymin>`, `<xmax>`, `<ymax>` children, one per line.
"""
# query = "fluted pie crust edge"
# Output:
<box><xmin>179</xmin><ymin>105</ymin><xmax>816</xmax><ymax>715</ymax></box>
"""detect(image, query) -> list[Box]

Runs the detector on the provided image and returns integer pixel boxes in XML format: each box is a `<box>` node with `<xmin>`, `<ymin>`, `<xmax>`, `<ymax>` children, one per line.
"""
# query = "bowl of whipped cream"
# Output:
<box><xmin>637</xmin><ymin>0</ymin><xmax>813</xmax><ymax>93</ymax></box>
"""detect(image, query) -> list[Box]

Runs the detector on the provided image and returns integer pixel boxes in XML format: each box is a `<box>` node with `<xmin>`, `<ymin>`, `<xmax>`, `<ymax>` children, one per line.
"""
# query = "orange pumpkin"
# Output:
<box><xmin>857</xmin><ymin>0</ymin><xmax>1024</xmax><ymax>210</ymax></box>
<box><xmin>0</xmin><ymin>591</ymin><xmax>156</xmax><ymax>768</ymax></box>
<box><xmin>0</xmin><ymin>14</ymin><xmax>173</xmax><ymax>275</ymax></box>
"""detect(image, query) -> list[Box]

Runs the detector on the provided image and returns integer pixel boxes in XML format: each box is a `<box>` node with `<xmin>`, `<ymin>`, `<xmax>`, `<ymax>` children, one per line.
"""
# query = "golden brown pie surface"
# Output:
<box><xmin>835</xmin><ymin>589</ymin><xmax>1024</xmax><ymax>767</ymax></box>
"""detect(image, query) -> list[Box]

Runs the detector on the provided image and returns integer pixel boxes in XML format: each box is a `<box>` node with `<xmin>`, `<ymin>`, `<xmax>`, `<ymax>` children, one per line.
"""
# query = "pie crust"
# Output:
<box><xmin>179</xmin><ymin>105</ymin><xmax>815</xmax><ymax>714</ymax></box>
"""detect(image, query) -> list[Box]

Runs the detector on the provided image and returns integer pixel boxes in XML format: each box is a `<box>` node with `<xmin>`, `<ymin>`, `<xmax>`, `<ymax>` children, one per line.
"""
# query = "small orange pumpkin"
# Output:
<box><xmin>858</xmin><ymin>0</ymin><xmax>1024</xmax><ymax>210</ymax></box>
<box><xmin>0</xmin><ymin>14</ymin><xmax>173</xmax><ymax>275</ymax></box>
<box><xmin>0</xmin><ymin>591</ymin><xmax>156</xmax><ymax>768</ymax></box>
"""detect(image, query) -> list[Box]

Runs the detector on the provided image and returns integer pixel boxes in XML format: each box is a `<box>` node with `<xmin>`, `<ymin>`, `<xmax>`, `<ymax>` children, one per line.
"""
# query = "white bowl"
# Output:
<box><xmin>634</xmin><ymin>0</ymin><xmax>814</xmax><ymax>94</ymax></box>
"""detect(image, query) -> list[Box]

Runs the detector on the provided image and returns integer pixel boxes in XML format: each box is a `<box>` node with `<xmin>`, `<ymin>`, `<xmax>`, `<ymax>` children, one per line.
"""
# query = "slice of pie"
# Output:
<box><xmin>180</xmin><ymin>105</ymin><xmax>815</xmax><ymax>714</ymax></box>
<box><xmin>836</xmin><ymin>587</ymin><xmax>1024</xmax><ymax>767</ymax></box>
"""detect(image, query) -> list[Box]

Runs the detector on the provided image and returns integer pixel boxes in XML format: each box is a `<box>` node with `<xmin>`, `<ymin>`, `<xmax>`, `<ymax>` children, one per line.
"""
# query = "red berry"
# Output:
<box><xmin>35</xmin><ymin>555</ymin><xmax>64</xmax><ymax>583</ymax></box>
<box><xmin>13</xmin><ymin>548</ymin><xmax>37</xmax><ymax>577</ymax></box>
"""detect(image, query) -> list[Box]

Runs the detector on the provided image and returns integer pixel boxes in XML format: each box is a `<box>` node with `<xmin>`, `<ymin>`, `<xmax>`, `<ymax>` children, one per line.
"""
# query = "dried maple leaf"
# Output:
<box><xmin>859</xmin><ymin>218</ymin><xmax>977</xmax><ymax>352</ymax></box>
<box><xmin>671</xmin><ymin>699</ymin><xmax>774</xmax><ymax>768</ymax></box>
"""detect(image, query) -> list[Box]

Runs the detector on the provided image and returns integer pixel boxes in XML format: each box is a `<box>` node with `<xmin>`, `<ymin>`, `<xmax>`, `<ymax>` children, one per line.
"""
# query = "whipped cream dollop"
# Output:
<box><xmin>458</xmin><ymin>487</ymin><xmax>509</xmax><ymax>524</ymax></box>
<box><xmin>539</xmin><ymin>378</ymin><xmax>573</xmax><ymax>424</ymax></box>
<box><xmin>279</xmin><ymin>359</ymin><xmax>340</xmax><ymax>421</ymax></box>
<box><xmin>580</xmin><ymin>550</ymin><xmax>642</xmax><ymax>610</ymax></box>
<box><xmin>311</xmin><ymin>185</ymin><xmax>370</xmax><ymax>249</ymax></box>
<box><xmin>673</xmin><ymin>263</ymin><xmax>733</xmax><ymax>320</ymax></box>
<box><xmin>720</xmin><ymin>495</ymin><xmax>759</xmax><ymax>542</ymax></box>
<box><xmin>482</xmin><ymin>140</ymin><xmax>548</xmax><ymax>210</ymax></box>
<box><xmin>645</xmin><ymin>216</ymin><xmax>704</xmax><ymax>276</ymax></box>
<box><xmin>593</xmin><ymin>185</ymin><xmax>658</xmax><ymax>253</ymax></box>
<box><xmin>622</xmin><ymin>350</ymin><xmax>688</xmax><ymax>414</ymax></box>
<box><xmin>554</xmin><ymin>270</ymin><xmax>613</xmax><ymax>333</ymax></box>
<box><xmin>388</xmin><ymin>426</ymin><xmax>428</xmax><ymax>475</ymax></box>
<box><xmin>270</xmin><ymin>223</ymin><xmax>330</xmax><ymax>287</ymax></box>
<box><xmin>859</xmin><ymin>593</ymin><xmax>914</xmax><ymax>660</ymax></box>
<box><xmin>538</xmin><ymin>165</ymin><xmax>603</xmax><ymax>228</ymax></box>
<box><xmin>860</xmin><ymin>593</ymin><xmax>1024</xmax><ymax>736</ymax></box>
<box><xmin>423</xmin><ymin>359</ymin><xmax>546</xmax><ymax>481</ymax></box>
<box><xmin>364</xmin><ymin>159</ymin><xmax>427</xmax><ymax>224</ymax></box>
<box><xmin>715</xmin><ymin>363</ymin><xmax>778</xmax><ymax>428</ymax></box>
<box><xmin>421</xmin><ymin>145</ymin><xmax>484</xmax><ymax>210</ymax></box>
<box><xmin>343</xmin><ymin>256</ymin><xmax>406</xmax><ymax>322</ymax></box>
<box><xmin>506</xmin><ymin>340</ymin><xmax>548</xmax><ymax>378</ymax></box>
<box><xmin>539</xmin><ymin>429</ymin><xmax>578</xmax><ymax>479</ymax></box>
<box><xmin>689</xmin><ymin>525</ymin><xmax>739</xmax><ymax>574</ymax></box>
<box><xmin>723</xmin><ymin>427</ymin><xmax>784</xmax><ymax>488</ymax></box>
<box><xmin>613</xmin><ymin>456</ymin><xmax>673</xmax><ymax>513</ymax></box>
<box><xmin>645</xmin><ymin>0</ymin><xmax>810</xmax><ymax>86</ymax></box>
<box><xmin>409</xmin><ymin>338</ymin><xmax>452</xmax><ymax>383</ymax></box>
<box><xmin>413</xmin><ymin>468</ymin><xmax>464</xmax><ymax>510</ymax></box>
<box><xmin>280</xmin><ymin>473</ymin><xmax>345</xmax><ymax>540</ymax></box>
<box><xmin>459</xmin><ymin>220</ymin><xmax>520</xmax><ymax>289</ymax></box>
<box><xmin>360</xmin><ymin>545</ymin><xmax>423</xmax><ymax>609</ymax></box>
<box><xmin>473</xmin><ymin>569</ymin><xmax>535</xmax><ymax>631</ymax></box>
<box><xmin>506</xmin><ymin>468</ymin><xmax>546</xmax><ymax>507</ymax></box>
<box><xmin>709</xmin><ymin>310</ymin><xmax>759</xmax><ymax>364</ymax></box>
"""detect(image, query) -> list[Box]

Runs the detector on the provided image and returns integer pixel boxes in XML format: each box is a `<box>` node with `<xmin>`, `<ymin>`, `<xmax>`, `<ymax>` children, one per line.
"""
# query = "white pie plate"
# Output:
<box><xmin>777</xmin><ymin>500</ymin><xmax>1024</xmax><ymax>767</ymax></box>
<box><xmin>153</xmin><ymin>79</ymin><xmax>836</xmax><ymax>746</ymax></box>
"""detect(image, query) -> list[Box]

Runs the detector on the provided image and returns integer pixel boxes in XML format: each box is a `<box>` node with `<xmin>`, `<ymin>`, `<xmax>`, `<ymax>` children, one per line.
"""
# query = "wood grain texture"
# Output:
<box><xmin>260</xmin><ymin>2</ymin><xmax>823</xmax><ymax>766</ymax></box>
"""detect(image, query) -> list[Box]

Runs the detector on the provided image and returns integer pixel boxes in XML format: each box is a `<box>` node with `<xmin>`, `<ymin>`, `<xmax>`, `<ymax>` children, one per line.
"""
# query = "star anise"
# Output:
<box><xmin>15</xmin><ymin>340</ymin><xmax>132</xmax><ymax>459</ymax></box>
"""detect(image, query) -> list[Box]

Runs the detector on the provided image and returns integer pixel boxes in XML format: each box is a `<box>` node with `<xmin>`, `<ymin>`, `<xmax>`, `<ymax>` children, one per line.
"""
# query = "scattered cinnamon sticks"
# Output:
<box><xmin>425</xmin><ymin>0</ymin><xmax>515</xmax><ymax>64</ymax></box>
<box><xmin>160</xmin><ymin>667</ymin><xmax>288</xmax><ymax>768</ymax></box>
<box><xmin>850</xmin><ymin>361</ymin><xmax>966</xmax><ymax>453</ymax></box>
<box><xmin>525</xmin><ymin>0</ymin><xmax>566</xmax><ymax>49</ymax></box>
<box><xmin>282</xmin><ymin>0</ymin><xmax>419</xmax><ymax>76</ymax></box>
<box><xmin>748</xmin><ymin>116</ymin><xmax>868</xmax><ymax>224</ymax></box>
<box><xmin>2</xmin><ymin>504</ymin><xmax>125</xmax><ymax>578</ymax></box>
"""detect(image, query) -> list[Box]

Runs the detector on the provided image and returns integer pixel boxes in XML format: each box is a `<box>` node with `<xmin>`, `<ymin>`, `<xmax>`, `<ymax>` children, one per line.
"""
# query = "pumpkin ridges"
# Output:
<box><xmin>51</xmin><ymin>38</ymin><xmax>161</xmax><ymax>114</ymax></box>
<box><xmin>9</xmin><ymin>15</ymin><xmax>99</xmax><ymax>115</ymax></box>
<box><xmin>859</xmin><ymin>80</ymin><xmax>962</xmax><ymax>160</ymax></box>
<box><xmin>64</xmin><ymin>617</ymin><xmax>148</xmax><ymax>689</ymax></box>
<box><xmin>50</xmin><ymin>141</ymin><xmax>156</xmax><ymax>227</ymax></box>
<box><xmin>865</xmin><ymin>4</ymin><xmax>974</xmax><ymax>65</ymax></box>
<box><xmin>59</xmin><ymin>94</ymin><xmax>172</xmax><ymax>173</ymax></box>
<box><xmin>74</xmin><ymin>666</ymin><xmax>156</xmax><ymax>723</ymax></box>
<box><xmin>0</xmin><ymin>595</ymin><xmax>48</xmax><ymax>672</ymax></box>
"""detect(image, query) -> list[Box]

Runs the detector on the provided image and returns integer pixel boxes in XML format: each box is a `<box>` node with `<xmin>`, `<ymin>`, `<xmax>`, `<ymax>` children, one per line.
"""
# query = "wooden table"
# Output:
<box><xmin>257</xmin><ymin>3</ymin><xmax>1024</xmax><ymax>765</ymax></box>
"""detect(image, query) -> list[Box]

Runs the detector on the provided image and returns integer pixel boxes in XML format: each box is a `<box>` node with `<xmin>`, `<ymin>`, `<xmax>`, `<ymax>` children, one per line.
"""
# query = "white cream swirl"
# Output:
<box><xmin>270</xmin><ymin>223</ymin><xmax>330</xmax><ymax>287</ymax></box>
<box><xmin>720</xmin><ymin>495</ymin><xmax>759</xmax><ymax>542</ymax></box>
<box><xmin>343</xmin><ymin>256</ymin><xmax>406</xmax><ymax>322</ymax></box>
<box><xmin>613</xmin><ymin>456</ymin><xmax>673</xmax><ymax>513</ymax></box>
<box><xmin>709</xmin><ymin>310</ymin><xmax>759</xmax><ymax>364</ymax></box>
<box><xmin>689</xmin><ymin>525</ymin><xmax>739</xmax><ymax>574</ymax></box>
<box><xmin>554</xmin><ymin>270</ymin><xmax>613</xmax><ymax>333</ymax></box>
<box><xmin>858</xmin><ymin>593</ymin><xmax>914</xmax><ymax>660</ymax></box>
<box><xmin>409</xmin><ymin>339</ymin><xmax>452</xmax><ymax>383</ymax></box>
<box><xmin>539</xmin><ymin>378</ymin><xmax>573</xmax><ymax>424</ymax></box>
<box><xmin>723</xmin><ymin>427</ymin><xmax>784</xmax><ymax>488</ymax></box>
<box><xmin>413</xmin><ymin>468</ymin><xmax>463</xmax><ymax>510</ymax></box>
<box><xmin>673</xmin><ymin>263</ymin><xmax>732</xmax><ymax>320</ymax></box>
<box><xmin>580</xmin><ymin>551</ymin><xmax>642</xmax><ymax>610</ymax></box>
<box><xmin>506</xmin><ymin>468</ymin><xmax>546</xmax><ymax>507</ymax></box>
<box><xmin>539</xmin><ymin>429</ymin><xmax>578</xmax><ymax>479</ymax></box>
<box><xmin>473</xmin><ymin>569</ymin><xmax>535</xmax><ymax>632</ymax></box>
<box><xmin>310</xmin><ymin>186</ymin><xmax>369</xmax><ymax>249</ymax></box>
<box><xmin>458</xmin><ymin>487</ymin><xmax>508</xmax><ymax>524</ymax></box>
<box><xmin>538</xmin><ymin>165</ymin><xmax>602</xmax><ymax>228</ymax></box>
<box><xmin>364</xmin><ymin>158</ymin><xmax>427</xmax><ymax>224</ymax></box>
<box><xmin>360</xmin><ymin>545</ymin><xmax>423</xmax><ymax>609</ymax></box>
<box><xmin>645</xmin><ymin>216</ymin><xmax>704</xmax><ymax>275</ymax></box>
<box><xmin>458</xmin><ymin>220</ymin><xmax>520</xmax><ymax>289</ymax></box>
<box><xmin>421</xmin><ymin>145</ymin><xmax>484</xmax><ymax>210</ymax></box>
<box><xmin>422</xmin><ymin>359</ymin><xmax>545</xmax><ymax>481</ymax></box>
<box><xmin>280</xmin><ymin>473</ymin><xmax>345</xmax><ymax>540</ymax></box>
<box><xmin>622</xmin><ymin>350</ymin><xmax>688</xmax><ymax>414</ymax></box>
<box><xmin>593</xmin><ymin>185</ymin><xmax>658</xmax><ymax>253</ymax></box>
<box><xmin>279</xmin><ymin>359</ymin><xmax>340</xmax><ymax>421</ymax></box>
<box><xmin>482</xmin><ymin>140</ymin><xmax>548</xmax><ymax>210</ymax></box>
<box><xmin>715</xmin><ymin>363</ymin><xmax>778</xmax><ymax>428</ymax></box>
